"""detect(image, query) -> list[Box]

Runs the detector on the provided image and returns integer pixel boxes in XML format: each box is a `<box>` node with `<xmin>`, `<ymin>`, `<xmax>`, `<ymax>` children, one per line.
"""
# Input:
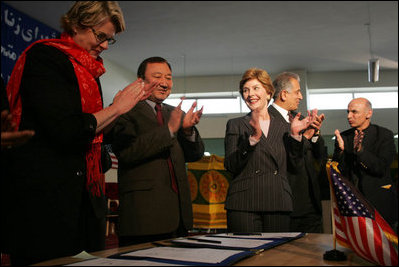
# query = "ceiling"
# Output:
<box><xmin>4</xmin><ymin>1</ymin><xmax>398</xmax><ymax>77</ymax></box>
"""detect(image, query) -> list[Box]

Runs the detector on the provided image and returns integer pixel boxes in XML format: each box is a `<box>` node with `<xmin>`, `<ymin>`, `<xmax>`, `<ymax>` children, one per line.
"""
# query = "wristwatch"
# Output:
<box><xmin>314</xmin><ymin>129</ymin><xmax>320</xmax><ymax>136</ymax></box>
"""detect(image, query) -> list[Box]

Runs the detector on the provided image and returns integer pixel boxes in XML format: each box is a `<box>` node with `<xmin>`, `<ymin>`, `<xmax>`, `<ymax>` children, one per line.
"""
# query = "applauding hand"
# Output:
<box><xmin>182</xmin><ymin>101</ymin><xmax>203</xmax><ymax>135</ymax></box>
<box><xmin>113</xmin><ymin>78</ymin><xmax>159</xmax><ymax>116</ymax></box>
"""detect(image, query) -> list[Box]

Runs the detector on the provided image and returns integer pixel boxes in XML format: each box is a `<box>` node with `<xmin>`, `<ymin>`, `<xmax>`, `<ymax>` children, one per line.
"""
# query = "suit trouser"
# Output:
<box><xmin>290</xmin><ymin>212</ymin><xmax>322</xmax><ymax>233</ymax></box>
<box><xmin>118</xmin><ymin>216</ymin><xmax>188</xmax><ymax>247</ymax></box>
<box><xmin>227</xmin><ymin>210</ymin><xmax>291</xmax><ymax>232</ymax></box>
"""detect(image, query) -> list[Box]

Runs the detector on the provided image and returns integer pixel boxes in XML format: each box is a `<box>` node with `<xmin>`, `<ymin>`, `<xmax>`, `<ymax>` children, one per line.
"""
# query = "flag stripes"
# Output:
<box><xmin>327</xmin><ymin>162</ymin><xmax>398</xmax><ymax>266</ymax></box>
<box><xmin>110</xmin><ymin>152</ymin><xmax>118</xmax><ymax>169</ymax></box>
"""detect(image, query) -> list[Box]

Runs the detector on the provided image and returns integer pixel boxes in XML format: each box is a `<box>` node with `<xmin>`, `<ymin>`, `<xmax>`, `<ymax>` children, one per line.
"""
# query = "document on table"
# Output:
<box><xmin>209</xmin><ymin>232</ymin><xmax>304</xmax><ymax>239</ymax></box>
<box><xmin>66</xmin><ymin>257</ymin><xmax>184</xmax><ymax>266</ymax></box>
<box><xmin>71</xmin><ymin>250</ymin><xmax>97</xmax><ymax>260</ymax></box>
<box><xmin>171</xmin><ymin>236</ymin><xmax>273</xmax><ymax>249</ymax></box>
<box><xmin>120</xmin><ymin>247</ymin><xmax>250</xmax><ymax>264</ymax></box>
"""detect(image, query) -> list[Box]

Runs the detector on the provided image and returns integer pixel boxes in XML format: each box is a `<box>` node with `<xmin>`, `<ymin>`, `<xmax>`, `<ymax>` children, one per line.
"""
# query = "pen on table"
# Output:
<box><xmin>186</xmin><ymin>237</ymin><xmax>222</xmax><ymax>244</ymax></box>
<box><xmin>232</xmin><ymin>232</ymin><xmax>262</xmax><ymax>236</ymax></box>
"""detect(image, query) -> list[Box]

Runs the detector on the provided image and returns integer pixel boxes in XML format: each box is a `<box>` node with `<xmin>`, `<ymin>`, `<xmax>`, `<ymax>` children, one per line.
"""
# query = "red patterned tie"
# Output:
<box><xmin>155</xmin><ymin>104</ymin><xmax>178</xmax><ymax>194</ymax></box>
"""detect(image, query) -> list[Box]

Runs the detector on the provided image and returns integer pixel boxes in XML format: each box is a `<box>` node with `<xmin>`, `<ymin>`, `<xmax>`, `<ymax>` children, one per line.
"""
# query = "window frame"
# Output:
<box><xmin>307</xmin><ymin>87</ymin><xmax>398</xmax><ymax>110</ymax></box>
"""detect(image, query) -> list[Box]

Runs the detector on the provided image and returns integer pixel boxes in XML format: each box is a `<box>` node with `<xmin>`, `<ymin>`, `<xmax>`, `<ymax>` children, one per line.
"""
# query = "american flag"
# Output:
<box><xmin>110</xmin><ymin>152</ymin><xmax>118</xmax><ymax>169</ymax></box>
<box><xmin>327</xmin><ymin>161</ymin><xmax>398</xmax><ymax>266</ymax></box>
<box><xmin>104</xmin><ymin>144</ymin><xmax>118</xmax><ymax>169</ymax></box>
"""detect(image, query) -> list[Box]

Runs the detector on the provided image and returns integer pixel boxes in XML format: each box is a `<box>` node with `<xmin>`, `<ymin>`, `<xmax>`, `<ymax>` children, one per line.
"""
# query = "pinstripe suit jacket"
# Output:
<box><xmin>224</xmin><ymin>112</ymin><xmax>300</xmax><ymax>212</ymax></box>
<box><xmin>111</xmin><ymin>101</ymin><xmax>204</xmax><ymax>236</ymax></box>
<box><xmin>269</xmin><ymin>105</ymin><xmax>328</xmax><ymax>217</ymax></box>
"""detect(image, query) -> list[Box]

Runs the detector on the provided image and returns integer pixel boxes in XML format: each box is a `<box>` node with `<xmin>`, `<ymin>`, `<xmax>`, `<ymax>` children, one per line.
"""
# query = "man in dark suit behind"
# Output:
<box><xmin>111</xmin><ymin>57</ymin><xmax>205</xmax><ymax>246</ymax></box>
<box><xmin>270</xmin><ymin>72</ymin><xmax>329</xmax><ymax>233</ymax></box>
<box><xmin>333</xmin><ymin>97</ymin><xmax>398</xmax><ymax>233</ymax></box>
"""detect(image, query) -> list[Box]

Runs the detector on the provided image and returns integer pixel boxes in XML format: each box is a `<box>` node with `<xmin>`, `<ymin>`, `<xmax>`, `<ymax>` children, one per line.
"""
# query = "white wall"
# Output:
<box><xmin>100</xmin><ymin>65</ymin><xmax>398</xmax><ymax>138</ymax></box>
<box><xmin>100</xmin><ymin>58</ymin><xmax>136</xmax><ymax>107</ymax></box>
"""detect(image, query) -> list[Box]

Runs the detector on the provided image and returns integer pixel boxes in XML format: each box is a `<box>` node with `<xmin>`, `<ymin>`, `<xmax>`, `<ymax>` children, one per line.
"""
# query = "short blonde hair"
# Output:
<box><xmin>61</xmin><ymin>1</ymin><xmax>125</xmax><ymax>35</ymax></box>
<box><xmin>239</xmin><ymin>68</ymin><xmax>275</xmax><ymax>98</ymax></box>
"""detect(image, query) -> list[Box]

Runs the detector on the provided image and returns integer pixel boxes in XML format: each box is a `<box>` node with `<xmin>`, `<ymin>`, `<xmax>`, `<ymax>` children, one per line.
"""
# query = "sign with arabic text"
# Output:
<box><xmin>1</xmin><ymin>2</ymin><xmax>60</xmax><ymax>84</ymax></box>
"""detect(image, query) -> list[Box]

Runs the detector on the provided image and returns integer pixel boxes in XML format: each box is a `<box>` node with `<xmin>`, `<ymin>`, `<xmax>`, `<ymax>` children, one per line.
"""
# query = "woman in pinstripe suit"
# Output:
<box><xmin>224</xmin><ymin>68</ymin><xmax>313</xmax><ymax>233</ymax></box>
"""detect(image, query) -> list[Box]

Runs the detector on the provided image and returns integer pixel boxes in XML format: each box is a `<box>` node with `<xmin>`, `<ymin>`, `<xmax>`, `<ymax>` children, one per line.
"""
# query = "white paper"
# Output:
<box><xmin>66</xmin><ymin>257</ymin><xmax>184</xmax><ymax>266</ymax></box>
<box><xmin>122</xmin><ymin>247</ymin><xmax>246</xmax><ymax>264</ymax></box>
<box><xmin>172</xmin><ymin>236</ymin><xmax>272</xmax><ymax>249</ymax></box>
<box><xmin>210</xmin><ymin>232</ymin><xmax>303</xmax><ymax>239</ymax></box>
<box><xmin>71</xmin><ymin>251</ymin><xmax>98</xmax><ymax>260</ymax></box>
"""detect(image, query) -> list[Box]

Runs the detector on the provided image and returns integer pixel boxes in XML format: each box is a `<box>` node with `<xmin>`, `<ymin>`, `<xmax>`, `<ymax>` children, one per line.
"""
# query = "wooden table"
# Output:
<box><xmin>234</xmin><ymin>233</ymin><xmax>372</xmax><ymax>266</ymax></box>
<box><xmin>34</xmin><ymin>233</ymin><xmax>373</xmax><ymax>266</ymax></box>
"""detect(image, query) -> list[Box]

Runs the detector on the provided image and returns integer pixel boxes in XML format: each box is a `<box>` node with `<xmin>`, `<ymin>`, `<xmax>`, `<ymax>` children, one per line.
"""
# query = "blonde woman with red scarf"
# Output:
<box><xmin>1</xmin><ymin>2</ymin><xmax>158</xmax><ymax>265</ymax></box>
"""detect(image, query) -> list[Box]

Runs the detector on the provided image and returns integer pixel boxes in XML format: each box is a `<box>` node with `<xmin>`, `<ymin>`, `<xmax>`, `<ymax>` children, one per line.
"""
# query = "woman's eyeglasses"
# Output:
<box><xmin>91</xmin><ymin>28</ymin><xmax>116</xmax><ymax>45</ymax></box>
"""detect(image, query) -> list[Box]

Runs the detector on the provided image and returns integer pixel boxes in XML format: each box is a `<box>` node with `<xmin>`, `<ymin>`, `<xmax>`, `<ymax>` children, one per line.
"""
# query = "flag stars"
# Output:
<box><xmin>327</xmin><ymin>166</ymin><xmax>394</xmax><ymax>267</ymax></box>
<box><xmin>330</xmin><ymin>168</ymin><xmax>373</xmax><ymax>219</ymax></box>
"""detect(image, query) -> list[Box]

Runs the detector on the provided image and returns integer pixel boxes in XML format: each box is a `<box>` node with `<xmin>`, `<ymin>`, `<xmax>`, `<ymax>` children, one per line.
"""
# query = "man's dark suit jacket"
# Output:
<box><xmin>224</xmin><ymin>112</ymin><xmax>303</xmax><ymax>212</ymax></box>
<box><xmin>111</xmin><ymin>101</ymin><xmax>204</xmax><ymax>237</ymax></box>
<box><xmin>268</xmin><ymin>105</ymin><xmax>329</xmax><ymax>219</ymax></box>
<box><xmin>333</xmin><ymin>124</ymin><xmax>398</xmax><ymax>227</ymax></box>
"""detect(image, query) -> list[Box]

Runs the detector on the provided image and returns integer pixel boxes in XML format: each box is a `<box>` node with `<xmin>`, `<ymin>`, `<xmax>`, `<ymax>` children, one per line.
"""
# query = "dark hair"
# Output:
<box><xmin>137</xmin><ymin>57</ymin><xmax>172</xmax><ymax>79</ymax></box>
<box><xmin>272</xmin><ymin>72</ymin><xmax>300</xmax><ymax>100</ymax></box>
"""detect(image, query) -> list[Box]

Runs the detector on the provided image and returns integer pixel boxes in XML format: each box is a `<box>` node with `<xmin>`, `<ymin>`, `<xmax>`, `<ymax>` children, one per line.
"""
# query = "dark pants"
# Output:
<box><xmin>227</xmin><ymin>210</ymin><xmax>291</xmax><ymax>232</ymax></box>
<box><xmin>119</xmin><ymin>220</ymin><xmax>188</xmax><ymax>247</ymax></box>
<box><xmin>119</xmin><ymin>232</ymin><xmax>177</xmax><ymax>247</ymax></box>
<box><xmin>290</xmin><ymin>213</ymin><xmax>323</xmax><ymax>233</ymax></box>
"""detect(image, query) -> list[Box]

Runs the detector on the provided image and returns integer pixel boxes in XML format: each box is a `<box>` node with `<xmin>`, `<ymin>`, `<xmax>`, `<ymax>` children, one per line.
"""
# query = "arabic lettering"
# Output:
<box><xmin>3</xmin><ymin>8</ymin><xmax>58</xmax><ymax>43</ymax></box>
<box><xmin>1</xmin><ymin>45</ymin><xmax>18</xmax><ymax>61</ymax></box>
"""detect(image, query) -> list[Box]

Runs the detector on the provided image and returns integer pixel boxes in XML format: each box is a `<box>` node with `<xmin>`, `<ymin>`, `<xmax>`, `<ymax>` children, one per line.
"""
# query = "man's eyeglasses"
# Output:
<box><xmin>91</xmin><ymin>28</ymin><xmax>116</xmax><ymax>45</ymax></box>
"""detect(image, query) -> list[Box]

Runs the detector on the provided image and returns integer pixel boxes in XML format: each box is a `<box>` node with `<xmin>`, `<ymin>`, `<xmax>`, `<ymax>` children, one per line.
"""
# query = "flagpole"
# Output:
<box><xmin>330</xmin><ymin>185</ymin><xmax>337</xmax><ymax>250</ymax></box>
<box><xmin>323</xmin><ymin>161</ymin><xmax>346</xmax><ymax>261</ymax></box>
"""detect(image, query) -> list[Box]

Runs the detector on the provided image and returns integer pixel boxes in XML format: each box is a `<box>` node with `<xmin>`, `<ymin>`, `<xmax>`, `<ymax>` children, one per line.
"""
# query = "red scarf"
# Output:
<box><xmin>6</xmin><ymin>33</ymin><xmax>106</xmax><ymax>197</ymax></box>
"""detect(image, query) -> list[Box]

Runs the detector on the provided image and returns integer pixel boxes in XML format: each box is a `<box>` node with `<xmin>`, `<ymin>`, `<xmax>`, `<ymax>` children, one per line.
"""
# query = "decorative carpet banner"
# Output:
<box><xmin>187</xmin><ymin>155</ymin><xmax>232</xmax><ymax>229</ymax></box>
